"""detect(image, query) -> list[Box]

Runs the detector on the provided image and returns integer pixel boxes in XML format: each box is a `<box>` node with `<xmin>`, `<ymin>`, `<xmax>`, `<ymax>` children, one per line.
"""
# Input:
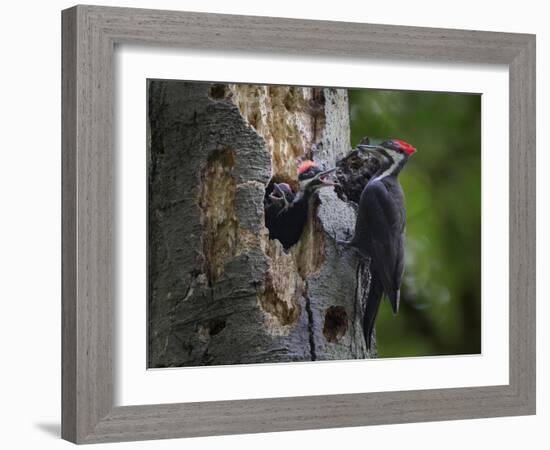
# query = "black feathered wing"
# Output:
<box><xmin>351</xmin><ymin>177</ymin><xmax>406</xmax><ymax>313</ymax></box>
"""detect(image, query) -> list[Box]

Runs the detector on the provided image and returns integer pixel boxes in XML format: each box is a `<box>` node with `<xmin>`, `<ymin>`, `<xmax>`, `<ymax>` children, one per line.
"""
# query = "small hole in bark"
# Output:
<box><xmin>198</xmin><ymin>319</ymin><xmax>226</xmax><ymax>340</ymax></box>
<box><xmin>209</xmin><ymin>84</ymin><xmax>227</xmax><ymax>99</ymax></box>
<box><xmin>283</xmin><ymin>87</ymin><xmax>300</xmax><ymax>112</ymax></box>
<box><xmin>323</xmin><ymin>306</ymin><xmax>348</xmax><ymax>343</ymax></box>
<box><xmin>248</xmin><ymin>111</ymin><xmax>260</xmax><ymax>129</ymax></box>
<box><xmin>208</xmin><ymin>319</ymin><xmax>226</xmax><ymax>336</ymax></box>
<box><xmin>312</xmin><ymin>88</ymin><xmax>325</xmax><ymax>106</ymax></box>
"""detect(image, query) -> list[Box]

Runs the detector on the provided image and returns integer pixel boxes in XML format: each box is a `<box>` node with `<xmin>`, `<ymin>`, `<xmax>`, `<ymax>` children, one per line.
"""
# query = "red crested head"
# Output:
<box><xmin>391</xmin><ymin>139</ymin><xmax>417</xmax><ymax>155</ymax></box>
<box><xmin>297</xmin><ymin>160</ymin><xmax>318</xmax><ymax>176</ymax></box>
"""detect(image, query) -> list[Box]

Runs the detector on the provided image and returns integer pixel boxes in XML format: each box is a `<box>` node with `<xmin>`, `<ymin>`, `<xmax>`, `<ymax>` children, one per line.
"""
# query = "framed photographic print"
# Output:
<box><xmin>62</xmin><ymin>5</ymin><xmax>536</xmax><ymax>444</ymax></box>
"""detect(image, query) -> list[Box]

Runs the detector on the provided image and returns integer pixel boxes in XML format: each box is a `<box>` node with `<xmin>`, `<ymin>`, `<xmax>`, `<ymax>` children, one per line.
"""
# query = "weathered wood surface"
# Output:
<box><xmin>148</xmin><ymin>80</ymin><xmax>369</xmax><ymax>367</ymax></box>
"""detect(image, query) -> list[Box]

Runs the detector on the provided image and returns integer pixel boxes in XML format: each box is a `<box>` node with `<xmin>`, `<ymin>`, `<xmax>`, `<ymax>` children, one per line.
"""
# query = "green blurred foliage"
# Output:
<box><xmin>349</xmin><ymin>89</ymin><xmax>481</xmax><ymax>357</ymax></box>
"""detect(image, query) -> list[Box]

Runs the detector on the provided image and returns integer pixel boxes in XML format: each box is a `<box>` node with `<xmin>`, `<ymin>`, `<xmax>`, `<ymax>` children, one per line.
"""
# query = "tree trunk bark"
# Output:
<box><xmin>147</xmin><ymin>80</ymin><xmax>370</xmax><ymax>367</ymax></box>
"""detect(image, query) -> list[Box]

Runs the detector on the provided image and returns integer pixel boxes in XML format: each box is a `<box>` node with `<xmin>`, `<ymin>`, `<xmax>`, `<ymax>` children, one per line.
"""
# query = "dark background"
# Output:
<box><xmin>349</xmin><ymin>89</ymin><xmax>482</xmax><ymax>357</ymax></box>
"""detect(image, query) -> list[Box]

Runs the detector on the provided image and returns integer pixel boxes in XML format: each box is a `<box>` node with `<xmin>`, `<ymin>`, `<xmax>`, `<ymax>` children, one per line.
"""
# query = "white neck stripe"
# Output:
<box><xmin>374</xmin><ymin>151</ymin><xmax>403</xmax><ymax>181</ymax></box>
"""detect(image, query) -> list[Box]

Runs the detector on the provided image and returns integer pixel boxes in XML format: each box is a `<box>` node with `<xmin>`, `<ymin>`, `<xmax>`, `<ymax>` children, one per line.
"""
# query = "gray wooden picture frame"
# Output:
<box><xmin>61</xmin><ymin>4</ymin><xmax>536</xmax><ymax>444</ymax></box>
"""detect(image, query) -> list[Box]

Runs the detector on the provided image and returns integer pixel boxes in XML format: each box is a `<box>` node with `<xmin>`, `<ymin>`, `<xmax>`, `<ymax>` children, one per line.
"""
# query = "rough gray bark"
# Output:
<box><xmin>147</xmin><ymin>80</ymin><xmax>370</xmax><ymax>367</ymax></box>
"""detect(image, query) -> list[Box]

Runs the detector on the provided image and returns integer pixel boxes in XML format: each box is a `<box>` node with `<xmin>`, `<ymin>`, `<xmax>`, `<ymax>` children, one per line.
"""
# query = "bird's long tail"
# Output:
<box><xmin>363</xmin><ymin>273</ymin><xmax>384</xmax><ymax>351</ymax></box>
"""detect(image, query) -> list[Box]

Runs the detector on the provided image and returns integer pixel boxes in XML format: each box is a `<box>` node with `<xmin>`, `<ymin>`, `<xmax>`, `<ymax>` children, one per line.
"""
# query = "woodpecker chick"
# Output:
<box><xmin>264</xmin><ymin>161</ymin><xmax>336</xmax><ymax>250</ymax></box>
<box><xmin>297</xmin><ymin>160</ymin><xmax>337</xmax><ymax>192</ymax></box>
<box><xmin>265</xmin><ymin>182</ymin><xmax>295</xmax><ymax>241</ymax></box>
<box><xmin>268</xmin><ymin>182</ymin><xmax>294</xmax><ymax>211</ymax></box>
<box><xmin>344</xmin><ymin>139</ymin><xmax>417</xmax><ymax>350</ymax></box>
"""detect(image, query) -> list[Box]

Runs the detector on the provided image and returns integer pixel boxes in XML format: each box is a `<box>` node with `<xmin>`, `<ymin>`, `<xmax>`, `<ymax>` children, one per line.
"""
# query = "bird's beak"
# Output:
<box><xmin>357</xmin><ymin>144</ymin><xmax>384</xmax><ymax>153</ymax></box>
<box><xmin>269</xmin><ymin>183</ymin><xmax>283</xmax><ymax>200</ymax></box>
<box><xmin>315</xmin><ymin>167</ymin><xmax>338</xmax><ymax>187</ymax></box>
<box><xmin>357</xmin><ymin>144</ymin><xmax>391</xmax><ymax>163</ymax></box>
<box><xmin>269</xmin><ymin>183</ymin><xmax>285</xmax><ymax>200</ymax></box>
<box><xmin>269</xmin><ymin>183</ymin><xmax>290</xmax><ymax>208</ymax></box>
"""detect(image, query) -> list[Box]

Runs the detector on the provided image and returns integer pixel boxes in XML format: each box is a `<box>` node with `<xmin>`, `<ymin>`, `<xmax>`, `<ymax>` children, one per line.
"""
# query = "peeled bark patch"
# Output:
<box><xmin>258</xmin><ymin>240</ymin><xmax>303</xmax><ymax>333</ymax></box>
<box><xmin>199</xmin><ymin>146</ymin><xmax>238</xmax><ymax>284</ymax></box>
<box><xmin>227</xmin><ymin>85</ymin><xmax>325</xmax><ymax>182</ymax></box>
<box><xmin>292</xmin><ymin>199</ymin><xmax>326</xmax><ymax>279</ymax></box>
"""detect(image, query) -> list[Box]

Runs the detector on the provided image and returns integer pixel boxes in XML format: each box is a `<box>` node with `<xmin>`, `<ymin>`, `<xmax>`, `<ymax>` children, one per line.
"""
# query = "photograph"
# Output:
<box><xmin>147</xmin><ymin>80</ymin><xmax>481</xmax><ymax>367</ymax></box>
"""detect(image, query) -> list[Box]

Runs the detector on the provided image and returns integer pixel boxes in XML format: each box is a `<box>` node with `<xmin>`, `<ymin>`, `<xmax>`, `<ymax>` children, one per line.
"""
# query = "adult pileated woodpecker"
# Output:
<box><xmin>343</xmin><ymin>139</ymin><xmax>416</xmax><ymax>350</ymax></box>
<box><xmin>264</xmin><ymin>160</ymin><xmax>336</xmax><ymax>250</ymax></box>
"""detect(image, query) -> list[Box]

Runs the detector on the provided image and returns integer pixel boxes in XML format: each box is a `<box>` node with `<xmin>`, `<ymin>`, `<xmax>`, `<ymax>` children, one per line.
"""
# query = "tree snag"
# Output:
<box><xmin>147</xmin><ymin>80</ymin><xmax>371</xmax><ymax>367</ymax></box>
